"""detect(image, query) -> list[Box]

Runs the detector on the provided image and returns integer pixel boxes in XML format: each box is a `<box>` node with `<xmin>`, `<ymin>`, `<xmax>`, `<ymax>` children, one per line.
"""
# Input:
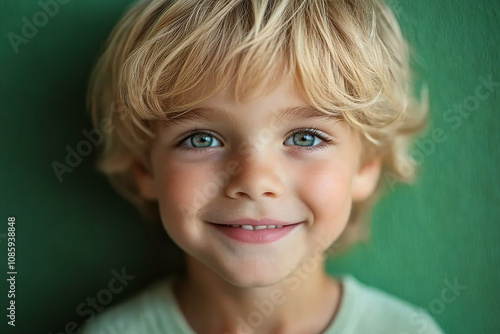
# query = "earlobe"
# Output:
<box><xmin>131</xmin><ymin>160</ymin><xmax>158</xmax><ymax>200</ymax></box>
<box><xmin>352</xmin><ymin>157</ymin><xmax>382</xmax><ymax>202</ymax></box>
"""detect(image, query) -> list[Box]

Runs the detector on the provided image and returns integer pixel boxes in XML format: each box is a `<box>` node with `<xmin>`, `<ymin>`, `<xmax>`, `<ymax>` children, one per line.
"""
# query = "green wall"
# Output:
<box><xmin>0</xmin><ymin>0</ymin><xmax>498</xmax><ymax>333</ymax></box>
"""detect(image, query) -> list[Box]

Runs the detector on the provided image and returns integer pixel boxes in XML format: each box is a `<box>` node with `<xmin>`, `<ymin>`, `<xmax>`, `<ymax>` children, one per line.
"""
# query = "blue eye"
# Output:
<box><xmin>177</xmin><ymin>129</ymin><xmax>221</xmax><ymax>151</ymax></box>
<box><xmin>176</xmin><ymin>127</ymin><xmax>334</xmax><ymax>152</ymax></box>
<box><xmin>284</xmin><ymin>128</ymin><xmax>333</xmax><ymax>151</ymax></box>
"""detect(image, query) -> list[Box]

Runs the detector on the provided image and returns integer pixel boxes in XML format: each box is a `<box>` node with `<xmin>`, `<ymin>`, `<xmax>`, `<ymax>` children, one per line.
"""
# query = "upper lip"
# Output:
<box><xmin>214</xmin><ymin>218</ymin><xmax>301</xmax><ymax>226</ymax></box>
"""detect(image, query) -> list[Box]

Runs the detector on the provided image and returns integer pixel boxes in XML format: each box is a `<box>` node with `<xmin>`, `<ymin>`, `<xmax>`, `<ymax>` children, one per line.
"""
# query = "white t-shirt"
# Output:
<box><xmin>81</xmin><ymin>274</ymin><xmax>445</xmax><ymax>334</ymax></box>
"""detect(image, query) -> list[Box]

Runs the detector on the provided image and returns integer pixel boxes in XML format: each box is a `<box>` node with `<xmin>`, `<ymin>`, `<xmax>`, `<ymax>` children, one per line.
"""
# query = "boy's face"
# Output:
<box><xmin>133</xmin><ymin>76</ymin><xmax>381</xmax><ymax>287</ymax></box>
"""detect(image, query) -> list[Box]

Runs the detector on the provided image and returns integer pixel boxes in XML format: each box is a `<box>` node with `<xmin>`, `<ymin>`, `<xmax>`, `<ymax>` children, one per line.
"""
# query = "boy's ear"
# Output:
<box><xmin>131</xmin><ymin>160</ymin><xmax>158</xmax><ymax>200</ymax></box>
<box><xmin>351</xmin><ymin>156</ymin><xmax>382</xmax><ymax>202</ymax></box>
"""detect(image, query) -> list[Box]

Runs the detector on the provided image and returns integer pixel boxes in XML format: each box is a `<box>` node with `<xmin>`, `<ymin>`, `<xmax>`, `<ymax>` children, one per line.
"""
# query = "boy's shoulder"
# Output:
<box><xmin>80</xmin><ymin>275</ymin><xmax>192</xmax><ymax>334</ymax></box>
<box><xmin>327</xmin><ymin>274</ymin><xmax>445</xmax><ymax>334</ymax></box>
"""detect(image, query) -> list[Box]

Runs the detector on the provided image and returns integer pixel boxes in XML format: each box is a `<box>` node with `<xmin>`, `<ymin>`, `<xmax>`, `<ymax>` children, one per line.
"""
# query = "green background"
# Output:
<box><xmin>0</xmin><ymin>0</ymin><xmax>498</xmax><ymax>333</ymax></box>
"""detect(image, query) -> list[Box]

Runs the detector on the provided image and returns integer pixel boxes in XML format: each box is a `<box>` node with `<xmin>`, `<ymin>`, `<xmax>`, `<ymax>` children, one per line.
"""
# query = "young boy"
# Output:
<box><xmin>82</xmin><ymin>0</ymin><xmax>445</xmax><ymax>333</ymax></box>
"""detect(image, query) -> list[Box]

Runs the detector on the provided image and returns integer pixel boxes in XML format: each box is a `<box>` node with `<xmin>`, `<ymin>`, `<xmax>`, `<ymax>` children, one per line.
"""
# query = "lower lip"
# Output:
<box><xmin>209</xmin><ymin>223</ymin><xmax>302</xmax><ymax>244</ymax></box>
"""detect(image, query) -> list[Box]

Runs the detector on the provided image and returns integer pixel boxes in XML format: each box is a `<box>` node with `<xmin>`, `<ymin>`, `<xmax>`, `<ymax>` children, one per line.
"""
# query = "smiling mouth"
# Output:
<box><xmin>222</xmin><ymin>224</ymin><xmax>285</xmax><ymax>230</ymax></box>
<box><xmin>210</xmin><ymin>222</ymin><xmax>303</xmax><ymax>243</ymax></box>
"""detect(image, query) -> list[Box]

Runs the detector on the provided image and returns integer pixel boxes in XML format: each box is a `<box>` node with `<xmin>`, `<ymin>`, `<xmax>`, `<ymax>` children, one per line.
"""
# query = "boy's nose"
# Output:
<box><xmin>224</xmin><ymin>149</ymin><xmax>285</xmax><ymax>200</ymax></box>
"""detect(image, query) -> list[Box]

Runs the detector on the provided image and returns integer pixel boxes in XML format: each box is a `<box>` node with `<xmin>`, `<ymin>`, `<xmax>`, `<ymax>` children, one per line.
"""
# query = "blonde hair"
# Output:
<box><xmin>87</xmin><ymin>0</ymin><xmax>428</xmax><ymax>255</ymax></box>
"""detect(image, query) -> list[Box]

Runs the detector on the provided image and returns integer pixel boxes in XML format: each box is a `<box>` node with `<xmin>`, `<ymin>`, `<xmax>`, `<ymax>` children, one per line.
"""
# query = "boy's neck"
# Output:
<box><xmin>173</xmin><ymin>255</ymin><xmax>342</xmax><ymax>334</ymax></box>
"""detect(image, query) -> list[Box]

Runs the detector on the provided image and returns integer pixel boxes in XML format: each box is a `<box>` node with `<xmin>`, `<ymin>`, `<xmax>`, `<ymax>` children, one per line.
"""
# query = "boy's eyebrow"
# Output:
<box><xmin>163</xmin><ymin>106</ymin><xmax>340</xmax><ymax>127</ymax></box>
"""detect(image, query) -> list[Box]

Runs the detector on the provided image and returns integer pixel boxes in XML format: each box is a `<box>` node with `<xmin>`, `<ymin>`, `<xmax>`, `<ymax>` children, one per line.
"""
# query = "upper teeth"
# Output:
<box><xmin>224</xmin><ymin>224</ymin><xmax>283</xmax><ymax>230</ymax></box>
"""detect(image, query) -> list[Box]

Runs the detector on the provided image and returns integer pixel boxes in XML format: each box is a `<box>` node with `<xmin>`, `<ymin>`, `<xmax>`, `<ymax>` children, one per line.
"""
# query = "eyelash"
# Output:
<box><xmin>175</xmin><ymin>127</ymin><xmax>335</xmax><ymax>153</ymax></box>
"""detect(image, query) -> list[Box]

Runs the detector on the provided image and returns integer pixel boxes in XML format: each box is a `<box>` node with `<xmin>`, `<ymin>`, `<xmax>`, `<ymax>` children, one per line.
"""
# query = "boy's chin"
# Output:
<box><xmin>212</xmin><ymin>261</ymin><xmax>298</xmax><ymax>289</ymax></box>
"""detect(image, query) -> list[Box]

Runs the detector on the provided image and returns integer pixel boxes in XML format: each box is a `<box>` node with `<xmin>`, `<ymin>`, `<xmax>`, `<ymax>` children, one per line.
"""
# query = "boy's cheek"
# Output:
<box><xmin>298</xmin><ymin>170</ymin><xmax>353</xmax><ymax>232</ymax></box>
<box><xmin>155</xmin><ymin>164</ymin><xmax>223</xmax><ymax>223</ymax></box>
<box><xmin>298</xmin><ymin>164</ymin><xmax>352</xmax><ymax>206</ymax></box>
<box><xmin>158</xmin><ymin>177</ymin><xmax>204</xmax><ymax>219</ymax></box>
